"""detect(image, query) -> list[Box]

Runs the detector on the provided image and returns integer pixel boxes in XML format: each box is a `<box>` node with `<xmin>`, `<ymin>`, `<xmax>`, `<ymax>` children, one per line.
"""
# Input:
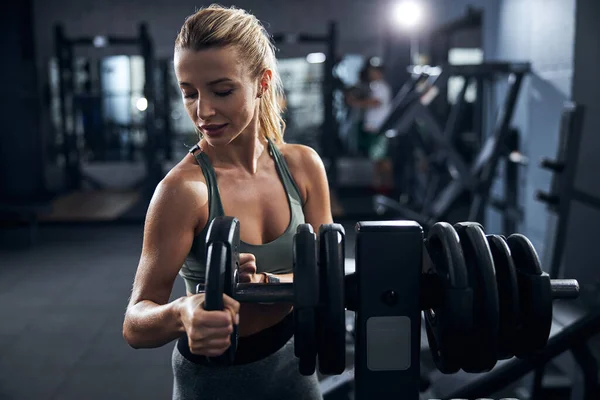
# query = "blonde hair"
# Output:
<box><xmin>175</xmin><ymin>4</ymin><xmax>286</xmax><ymax>144</ymax></box>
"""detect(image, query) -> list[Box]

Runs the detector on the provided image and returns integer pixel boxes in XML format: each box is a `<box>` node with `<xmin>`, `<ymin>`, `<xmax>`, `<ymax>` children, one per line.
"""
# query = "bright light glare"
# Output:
<box><xmin>93</xmin><ymin>36</ymin><xmax>108</xmax><ymax>48</ymax></box>
<box><xmin>393</xmin><ymin>1</ymin><xmax>424</xmax><ymax>30</ymax></box>
<box><xmin>136</xmin><ymin>97</ymin><xmax>148</xmax><ymax>111</ymax></box>
<box><xmin>306</xmin><ymin>52</ymin><xmax>326</xmax><ymax>64</ymax></box>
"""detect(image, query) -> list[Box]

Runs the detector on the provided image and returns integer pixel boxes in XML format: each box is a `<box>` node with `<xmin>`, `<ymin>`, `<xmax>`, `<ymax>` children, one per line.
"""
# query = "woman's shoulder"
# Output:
<box><xmin>277</xmin><ymin>142</ymin><xmax>323</xmax><ymax>170</ymax></box>
<box><xmin>151</xmin><ymin>155</ymin><xmax>209</xmax><ymax>215</ymax></box>
<box><xmin>276</xmin><ymin>142</ymin><xmax>328</xmax><ymax>195</ymax></box>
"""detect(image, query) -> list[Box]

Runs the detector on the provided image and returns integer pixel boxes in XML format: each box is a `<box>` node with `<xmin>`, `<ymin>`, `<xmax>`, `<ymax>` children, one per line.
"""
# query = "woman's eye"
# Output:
<box><xmin>215</xmin><ymin>90</ymin><xmax>233</xmax><ymax>97</ymax></box>
<box><xmin>183</xmin><ymin>93</ymin><xmax>197</xmax><ymax>99</ymax></box>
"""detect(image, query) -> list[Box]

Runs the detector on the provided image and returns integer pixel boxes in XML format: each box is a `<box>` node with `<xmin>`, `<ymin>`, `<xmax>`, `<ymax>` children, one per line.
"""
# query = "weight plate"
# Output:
<box><xmin>295</xmin><ymin>309</ymin><xmax>317</xmax><ymax>375</ymax></box>
<box><xmin>317</xmin><ymin>224</ymin><xmax>346</xmax><ymax>375</ymax></box>
<box><xmin>203</xmin><ymin>216</ymin><xmax>240</xmax><ymax>365</ymax></box>
<box><xmin>486</xmin><ymin>234</ymin><xmax>520</xmax><ymax>360</ymax></box>
<box><xmin>454</xmin><ymin>222</ymin><xmax>499</xmax><ymax>373</ymax></box>
<box><xmin>293</xmin><ymin>224</ymin><xmax>319</xmax><ymax>374</ymax></box>
<box><xmin>423</xmin><ymin>222</ymin><xmax>472</xmax><ymax>374</ymax></box>
<box><xmin>505</xmin><ymin>234</ymin><xmax>553</xmax><ymax>358</ymax></box>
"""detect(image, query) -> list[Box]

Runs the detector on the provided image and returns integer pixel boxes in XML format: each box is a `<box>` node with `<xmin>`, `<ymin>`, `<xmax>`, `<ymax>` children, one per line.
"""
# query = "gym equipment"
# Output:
<box><xmin>454</xmin><ymin>222</ymin><xmax>499</xmax><ymax>373</ymax></box>
<box><xmin>536</xmin><ymin>102</ymin><xmax>585</xmax><ymax>279</ymax></box>
<box><xmin>198</xmin><ymin>218</ymin><xmax>348</xmax><ymax>374</ymax></box>
<box><xmin>202</xmin><ymin>216</ymin><xmax>239</xmax><ymax>365</ymax></box>
<box><xmin>375</xmin><ymin>62</ymin><xmax>530</xmax><ymax>232</ymax></box>
<box><xmin>196</xmin><ymin>215</ymin><xmax>579</xmax><ymax>400</ymax></box>
<box><xmin>486</xmin><ymin>234</ymin><xmax>520</xmax><ymax>360</ymax></box>
<box><xmin>53</xmin><ymin>23</ymin><xmax>161</xmax><ymax>193</ymax></box>
<box><xmin>424</xmin><ymin>304</ymin><xmax>600</xmax><ymax>400</ymax></box>
<box><xmin>424</xmin><ymin>102</ymin><xmax>595</xmax><ymax>400</ymax></box>
<box><xmin>529</xmin><ymin>102</ymin><xmax>600</xmax><ymax>399</ymax></box>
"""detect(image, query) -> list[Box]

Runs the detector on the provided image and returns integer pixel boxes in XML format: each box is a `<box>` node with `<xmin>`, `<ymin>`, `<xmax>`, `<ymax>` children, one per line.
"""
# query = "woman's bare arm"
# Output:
<box><xmin>123</xmin><ymin>170</ymin><xmax>208</xmax><ymax>348</ymax></box>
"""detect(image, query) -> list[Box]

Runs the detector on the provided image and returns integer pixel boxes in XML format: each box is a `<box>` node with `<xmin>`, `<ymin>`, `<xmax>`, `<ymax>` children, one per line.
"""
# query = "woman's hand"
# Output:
<box><xmin>238</xmin><ymin>253</ymin><xmax>265</xmax><ymax>284</ymax></box>
<box><xmin>179</xmin><ymin>293</ymin><xmax>240</xmax><ymax>357</ymax></box>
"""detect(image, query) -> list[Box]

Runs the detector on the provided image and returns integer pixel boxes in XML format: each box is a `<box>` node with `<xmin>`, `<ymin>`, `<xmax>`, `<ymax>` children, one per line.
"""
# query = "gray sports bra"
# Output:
<box><xmin>179</xmin><ymin>139</ymin><xmax>306</xmax><ymax>294</ymax></box>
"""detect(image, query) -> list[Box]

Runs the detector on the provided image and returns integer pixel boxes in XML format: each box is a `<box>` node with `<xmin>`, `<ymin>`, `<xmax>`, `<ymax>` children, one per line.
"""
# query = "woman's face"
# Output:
<box><xmin>174</xmin><ymin>46</ymin><xmax>263</xmax><ymax>146</ymax></box>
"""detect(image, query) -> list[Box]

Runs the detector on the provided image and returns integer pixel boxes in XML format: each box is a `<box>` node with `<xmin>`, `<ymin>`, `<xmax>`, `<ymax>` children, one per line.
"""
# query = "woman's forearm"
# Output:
<box><xmin>123</xmin><ymin>297</ymin><xmax>187</xmax><ymax>349</ymax></box>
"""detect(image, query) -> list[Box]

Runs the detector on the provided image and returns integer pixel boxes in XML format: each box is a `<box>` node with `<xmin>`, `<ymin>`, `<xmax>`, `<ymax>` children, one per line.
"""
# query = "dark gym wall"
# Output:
<box><xmin>561</xmin><ymin>0</ymin><xmax>600</xmax><ymax>294</ymax></box>
<box><xmin>1</xmin><ymin>0</ymin><xmax>45</xmax><ymax>201</ymax></box>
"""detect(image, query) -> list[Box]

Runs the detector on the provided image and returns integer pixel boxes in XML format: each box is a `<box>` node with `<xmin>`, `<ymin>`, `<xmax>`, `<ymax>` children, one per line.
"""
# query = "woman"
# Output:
<box><xmin>123</xmin><ymin>5</ymin><xmax>332</xmax><ymax>400</ymax></box>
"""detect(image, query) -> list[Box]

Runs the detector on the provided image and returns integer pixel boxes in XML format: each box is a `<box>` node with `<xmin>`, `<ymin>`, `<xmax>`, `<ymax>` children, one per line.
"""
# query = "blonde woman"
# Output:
<box><xmin>123</xmin><ymin>4</ymin><xmax>331</xmax><ymax>400</ymax></box>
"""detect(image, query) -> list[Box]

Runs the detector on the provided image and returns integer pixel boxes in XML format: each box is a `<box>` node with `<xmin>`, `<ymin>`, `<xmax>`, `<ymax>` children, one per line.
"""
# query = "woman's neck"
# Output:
<box><xmin>201</xmin><ymin>130</ymin><xmax>270</xmax><ymax>175</ymax></box>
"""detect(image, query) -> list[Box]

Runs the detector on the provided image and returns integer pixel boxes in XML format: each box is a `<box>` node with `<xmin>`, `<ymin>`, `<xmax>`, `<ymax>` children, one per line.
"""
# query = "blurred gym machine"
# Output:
<box><xmin>52</xmin><ymin>23</ymin><xmax>162</xmax><ymax>194</ymax></box>
<box><xmin>423</xmin><ymin>102</ymin><xmax>600</xmax><ymax>400</ymax></box>
<box><xmin>375</xmin><ymin>62</ymin><xmax>530</xmax><ymax>235</ymax></box>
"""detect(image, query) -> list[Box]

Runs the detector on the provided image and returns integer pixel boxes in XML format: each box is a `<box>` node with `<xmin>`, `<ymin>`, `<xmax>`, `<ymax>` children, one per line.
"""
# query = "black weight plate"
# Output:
<box><xmin>317</xmin><ymin>224</ymin><xmax>346</xmax><ymax>375</ymax></box>
<box><xmin>295</xmin><ymin>309</ymin><xmax>317</xmax><ymax>375</ymax></box>
<box><xmin>454</xmin><ymin>222</ymin><xmax>499</xmax><ymax>373</ymax></box>
<box><xmin>292</xmin><ymin>224</ymin><xmax>319</xmax><ymax>374</ymax></box>
<box><xmin>203</xmin><ymin>216</ymin><xmax>240</xmax><ymax>365</ymax></box>
<box><xmin>423</xmin><ymin>222</ymin><xmax>472</xmax><ymax>374</ymax></box>
<box><xmin>486</xmin><ymin>234</ymin><xmax>520</xmax><ymax>360</ymax></box>
<box><xmin>505</xmin><ymin>234</ymin><xmax>553</xmax><ymax>358</ymax></box>
<box><xmin>206</xmin><ymin>215</ymin><xmax>240</xmax><ymax>298</ymax></box>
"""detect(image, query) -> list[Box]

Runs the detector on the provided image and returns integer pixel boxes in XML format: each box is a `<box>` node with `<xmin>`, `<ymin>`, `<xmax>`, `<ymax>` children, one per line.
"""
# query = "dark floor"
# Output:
<box><xmin>0</xmin><ymin>224</ymin><xmax>178</xmax><ymax>400</ymax></box>
<box><xmin>0</xmin><ymin>222</ymin><xmax>361</xmax><ymax>400</ymax></box>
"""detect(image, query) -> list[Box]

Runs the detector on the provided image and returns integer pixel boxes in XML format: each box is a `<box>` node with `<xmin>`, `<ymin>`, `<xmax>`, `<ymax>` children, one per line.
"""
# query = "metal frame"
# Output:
<box><xmin>536</xmin><ymin>102</ymin><xmax>586</xmax><ymax>279</ymax></box>
<box><xmin>53</xmin><ymin>23</ymin><xmax>159</xmax><ymax>192</ymax></box>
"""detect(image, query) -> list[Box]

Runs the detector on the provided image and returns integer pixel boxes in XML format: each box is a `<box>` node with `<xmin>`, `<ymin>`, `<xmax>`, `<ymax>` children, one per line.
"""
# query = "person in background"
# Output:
<box><xmin>346</xmin><ymin>57</ymin><xmax>394</xmax><ymax>194</ymax></box>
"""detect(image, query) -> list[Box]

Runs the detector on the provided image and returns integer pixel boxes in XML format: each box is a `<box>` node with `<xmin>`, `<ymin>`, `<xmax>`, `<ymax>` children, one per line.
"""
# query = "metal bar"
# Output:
<box><xmin>551</xmin><ymin>279</ymin><xmax>580</xmax><ymax>299</ymax></box>
<box><xmin>503</xmin><ymin>128</ymin><xmax>520</xmax><ymax>234</ymax></box>
<box><xmin>139</xmin><ymin>22</ymin><xmax>162</xmax><ymax>191</ymax></box>
<box><xmin>54</xmin><ymin>24</ymin><xmax>81</xmax><ymax>191</ymax></box>
<box><xmin>468</xmin><ymin>71</ymin><xmax>527</xmax><ymax>222</ymax></box>
<box><xmin>322</xmin><ymin>21</ymin><xmax>338</xmax><ymax>188</ymax></box>
<box><xmin>447</xmin><ymin>62</ymin><xmax>532</xmax><ymax>77</ymax></box>
<box><xmin>271</xmin><ymin>33</ymin><xmax>329</xmax><ymax>44</ymax></box>
<box><xmin>197</xmin><ymin>283</ymin><xmax>294</xmax><ymax>303</ymax></box>
<box><xmin>159</xmin><ymin>59</ymin><xmax>173</xmax><ymax>160</ymax></box>
<box><xmin>571</xmin><ymin>343</ymin><xmax>600</xmax><ymax>400</ymax></box>
<box><xmin>546</xmin><ymin>103</ymin><xmax>586</xmax><ymax>279</ymax></box>
<box><xmin>415</xmin><ymin>103</ymin><xmax>473</xmax><ymax>187</ymax></box>
<box><xmin>234</xmin><ymin>283</ymin><xmax>294</xmax><ymax>303</ymax></box>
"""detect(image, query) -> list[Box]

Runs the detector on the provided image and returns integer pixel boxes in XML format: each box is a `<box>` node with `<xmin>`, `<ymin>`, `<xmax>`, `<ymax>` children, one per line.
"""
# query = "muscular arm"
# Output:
<box><xmin>123</xmin><ymin>172</ymin><xmax>207</xmax><ymax>348</ymax></box>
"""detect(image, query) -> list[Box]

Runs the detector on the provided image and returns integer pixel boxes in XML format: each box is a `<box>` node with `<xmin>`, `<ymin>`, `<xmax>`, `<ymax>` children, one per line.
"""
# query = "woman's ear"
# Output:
<box><xmin>257</xmin><ymin>69</ymin><xmax>273</xmax><ymax>98</ymax></box>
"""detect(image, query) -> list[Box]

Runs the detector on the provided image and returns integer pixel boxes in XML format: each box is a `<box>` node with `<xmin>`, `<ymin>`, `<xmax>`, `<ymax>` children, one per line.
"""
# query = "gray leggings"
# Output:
<box><xmin>171</xmin><ymin>338</ymin><xmax>323</xmax><ymax>400</ymax></box>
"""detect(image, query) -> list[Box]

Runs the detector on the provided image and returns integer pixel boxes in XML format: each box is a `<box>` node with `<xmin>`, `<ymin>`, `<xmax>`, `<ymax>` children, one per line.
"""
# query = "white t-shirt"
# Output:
<box><xmin>363</xmin><ymin>80</ymin><xmax>392</xmax><ymax>133</ymax></box>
